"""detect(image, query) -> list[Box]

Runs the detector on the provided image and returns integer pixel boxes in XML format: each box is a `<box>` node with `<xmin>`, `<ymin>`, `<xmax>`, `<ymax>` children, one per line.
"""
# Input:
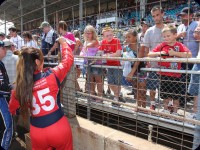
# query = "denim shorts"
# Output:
<box><xmin>121</xmin><ymin>76</ymin><xmax>132</xmax><ymax>86</ymax></box>
<box><xmin>146</xmin><ymin>72</ymin><xmax>159</xmax><ymax>90</ymax></box>
<box><xmin>188</xmin><ymin>64</ymin><xmax>200</xmax><ymax>96</ymax></box>
<box><xmin>91</xmin><ymin>67</ymin><xmax>103</xmax><ymax>75</ymax></box>
<box><xmin>107</xmin><ymin>68</ymin><xmax>122</xmax><ymax>86</ymax></box>
<box><xmin>134</xmin><ymin>71</ymin><xmax>147</xmax><ymax>83</ymax></box>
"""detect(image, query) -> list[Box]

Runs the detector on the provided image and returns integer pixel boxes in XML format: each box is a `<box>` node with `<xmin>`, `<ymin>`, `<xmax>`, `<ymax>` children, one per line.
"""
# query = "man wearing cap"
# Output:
<box><xmin>177</xmin><ymin>7</ymin><xmax>199</xmax><ymax>58</ymax></box>
<box><xmin>138</xmin><ymin>21</ymin><xmax>150</xmax><ymax>46</ymax></box>
<box><xmin>0</xmin><ymin>40</ymin><xmax>13</xmax><ymax>150</ymax></box>
<box><xmin>9</xmin><ymin>26</ymin><xmax>24</xmax><ymax>50</ymax></box>
<box><xmin>39</xmin><ymin>21</ymin><xmax>58</xmax><ymax>56</ymax></box>
<box><xmin>177</xmin><ymin>7</ymin><xmax>199</xmax><ymax>108</ymax></box>
<box><xmin>2</xmin><ymin>39</ymin><xmax>18</xmax><ymax>84</ymax></box>
<box><xmin>194</xmin><ymin>12</ymin><xmax>200</xmax><ymax>22</ymax></box>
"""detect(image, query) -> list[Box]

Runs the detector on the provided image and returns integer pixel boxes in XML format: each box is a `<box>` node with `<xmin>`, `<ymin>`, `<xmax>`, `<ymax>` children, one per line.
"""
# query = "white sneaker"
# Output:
<box><xmin>187</xmin><ymin>113</ymin><xmax>196</xmax><ymax>119</ymax></box>
<box><xmin>171</xmin><ymin>112</ymin><xmax>179</xmax><ymax>116</ymax></box>
<box><xmin>161</xmin><ymin>109</ymin><xmax>170</xmax><ymax>114</ymax></box>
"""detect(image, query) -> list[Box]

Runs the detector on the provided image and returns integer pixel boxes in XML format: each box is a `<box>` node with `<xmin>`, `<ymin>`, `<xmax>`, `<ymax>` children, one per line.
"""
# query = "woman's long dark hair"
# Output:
<box><xmin>14</xmin><ymin>47</ymin><xmax>44</xmax><ymax>119</ymax></box>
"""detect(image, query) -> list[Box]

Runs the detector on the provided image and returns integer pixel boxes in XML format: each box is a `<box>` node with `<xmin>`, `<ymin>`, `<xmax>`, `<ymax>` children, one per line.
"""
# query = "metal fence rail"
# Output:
<box><xmin>50</xmin><ymin>54</ymin><xmax>200</xmax><ymax>150</ymax></box>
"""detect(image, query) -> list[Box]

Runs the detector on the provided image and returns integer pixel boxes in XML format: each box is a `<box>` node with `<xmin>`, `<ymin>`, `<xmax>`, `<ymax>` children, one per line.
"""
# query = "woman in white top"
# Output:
<box><xmin>23</xmin><ymin>31</ymin><xmax>38</xmax><ymax>48</ymax></box>
<box><xmin>122</xmin><ymin>29</ymin><xmax>147</xmax><ymax>109</ymax></box>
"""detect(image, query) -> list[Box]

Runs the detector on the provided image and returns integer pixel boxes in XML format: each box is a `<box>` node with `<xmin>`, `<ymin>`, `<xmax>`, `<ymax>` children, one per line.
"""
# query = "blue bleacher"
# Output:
<box><xmin>122</xmin><ymin>3</ymin><xmax>196</xmax><ymax>25</ymax></box>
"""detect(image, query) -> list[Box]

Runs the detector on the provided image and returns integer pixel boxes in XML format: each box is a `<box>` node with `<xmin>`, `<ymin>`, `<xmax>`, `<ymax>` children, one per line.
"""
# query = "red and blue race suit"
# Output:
<box><xmin>9</xmin><ymin>42</ymin><xmax>74</xmax><ymax>150</ymax></box>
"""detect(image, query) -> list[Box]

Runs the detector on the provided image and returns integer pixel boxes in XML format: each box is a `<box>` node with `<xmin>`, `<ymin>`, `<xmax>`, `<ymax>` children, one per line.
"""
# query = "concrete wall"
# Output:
<box><xmin>69</xmin><ymin>116</ymin><xmax>171</xmax><ymax>150</ymax></box>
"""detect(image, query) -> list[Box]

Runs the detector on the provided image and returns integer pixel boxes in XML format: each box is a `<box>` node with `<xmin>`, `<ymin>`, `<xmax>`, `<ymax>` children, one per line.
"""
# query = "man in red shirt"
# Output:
<box><xmin>99</xmin><ymin>26</ymin><xmax>123</xmax><ymax>106</ymax></box>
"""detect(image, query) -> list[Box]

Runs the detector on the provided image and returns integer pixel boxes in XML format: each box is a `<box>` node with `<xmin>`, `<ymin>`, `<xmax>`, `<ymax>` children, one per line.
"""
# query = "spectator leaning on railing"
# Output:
<box><xmin>177</xmin><ymin>7</ymin><xmax>199</xmax><ymax>108</ymax></box>
<box><xmin>99</xmin><ymin>26</ymin><xmax>123</xmax><ymax>107</ymax></box>
<box><xmin>39</xmin><ymin>21</ymin><xmax>58</xmax><ymax>56</ymax></box>
<box><xmin>148</xmin><ymin>25</ymin><xmax>192</xmax><ymax>115</ymax></box>
<box><xmin>177</xmin><ymin>7</ymin><xmax>199</xmax><ymax>59</ymax></box>
<box><xmin>122</xmin><ymin>29</ymin><xmax>147</xmax><ymax>109</ymax></box>
<box><xmin>58</xmin><ymin>21</ymin><xmax>75</xmax><ymax>51</ymax></box>
<box><xmin>81</xmin><ymin>25</ymin><xmax>103</xmax><ymax>103</ymax></box>
<box><xmin>188</xmin><ymin>26</ymin><xmax>200</xmax><ymax>119</ymax></box>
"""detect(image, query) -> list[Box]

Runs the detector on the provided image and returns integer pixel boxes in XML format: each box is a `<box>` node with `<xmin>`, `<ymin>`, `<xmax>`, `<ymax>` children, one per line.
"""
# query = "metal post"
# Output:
<box><xmin>98</xmin><ymin>0</ymin><xmax>100</xmax><ymax>28</ymax></box>
<box><xmin>98</xmin><ymin>0</ymin><xmax>100</xmax><ymax>18</ymax></box>
<box><xmin>85</xmin><ymin>3</ymin><xmax>87</xmax><ymax>25</ymax></box>
<box><xmin>72</xmin><ymin>6</ymin><xmax>74</xmax><ymax>29</ymax></box>
<box><xmin>54</xmin><ymin>13</ymin><xmax>56</xmax><ymax>29</ymax></box>
<box><xmin>140</xmin><ymin>0</ymin><xmax>146</xmax><ymax>19</ymax></box>
<box><xmin>79</xmin><ymin>0</ymin><xmax>83</xmax><ymax>30</ymax></box>
<box><xmin>4</xmin><ymin>11</ymin><xmax>6</xmax><ymax>35</ymax></box>
<box><xmin>43</xmin><ymin>0</ymin><xmax>47</xmax><ymax>21</ymax></box>
<box><xmin>193</xmin><ymin>73</ymin><xmax>200</xmax><ymax>149</ymax></box>
<box><xmin>148</xmin><ymin>125</ymin><xmax>153</xmax><ymax>142</ymax></box>
<box><xmin>20</xmin><ymin>0</ymin><xmax>23</xmax><ymax>36</ymax></box>
<box><xmin>115</xmin><ymin>0</ymin><xmax>118</xmax><ymax>28</ymax></box>
<box><xmin>56</xmin><ymin>11</ymin><xmax>59</xmax><ymax>33</ymax></box>
<box><xmin>87</xmin><ymin>63</ymin><xmax>91</xmax><ymax>120</ymax></box>
<box><xmin>62</xmin><ymin>11</ymin><xmax>63</xmax><ymax>20</ymax></box>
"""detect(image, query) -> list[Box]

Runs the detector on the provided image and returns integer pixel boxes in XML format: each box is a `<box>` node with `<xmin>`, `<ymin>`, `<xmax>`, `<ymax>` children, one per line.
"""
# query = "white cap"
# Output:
<box><xmin>3</xmin><ymin>39</ymin><xmax>12</xmax><ymax>47</ymax></box>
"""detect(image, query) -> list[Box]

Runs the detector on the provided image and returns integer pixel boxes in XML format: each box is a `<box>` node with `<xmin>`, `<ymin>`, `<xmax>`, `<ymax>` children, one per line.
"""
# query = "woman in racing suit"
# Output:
<box><xmin>9</xmin><ymin>37</ymin><xmax>73</xmax><ymax>150</ymax></box>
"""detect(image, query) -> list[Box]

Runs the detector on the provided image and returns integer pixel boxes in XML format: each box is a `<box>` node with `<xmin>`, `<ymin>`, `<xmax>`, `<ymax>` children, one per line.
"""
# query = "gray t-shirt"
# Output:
<box><xmin>142</xmin><ymin>25</ymin><xmax>164</xmax><ymax>67</ymax></box>
<box><xmin>142</xmin><ymin>25</ymin><xmax>164</xmax><ymax>51</ymax></box>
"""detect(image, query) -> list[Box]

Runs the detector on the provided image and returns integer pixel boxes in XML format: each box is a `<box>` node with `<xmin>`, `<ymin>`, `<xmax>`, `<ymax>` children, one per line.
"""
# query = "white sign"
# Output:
<box><xmin>97</xmin><ymin>17</ymin><xmax>122</xmax><ymax>24</ymax></box>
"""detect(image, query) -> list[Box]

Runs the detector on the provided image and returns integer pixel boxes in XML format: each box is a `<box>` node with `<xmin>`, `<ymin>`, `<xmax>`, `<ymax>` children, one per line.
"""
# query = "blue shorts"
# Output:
<box><xmin>146</xmin><ymin>72</ymin><xmax>159</xmax><ymax>90</ymax></box>
<box><xmin>107</xmin><ymin>68</ymin><xmax>122</xmax><ymax>86</ymax></box>
<box><xmin>121</xmin><ymin>76</ymin><xmax>132</xmax><ymax>86</ymax></box>
<box><xmin>91</xmin><ymin>67</ymin><xmax>103</xmax><ymax>75</ymax></box>
<box><xmin>188</xmin><ymin>64</ymin><xmax>200</xmax><ymax>96</ymax></box>
<box><xmin>134</xmin><ymin>71</ymin><xmax>147</xmax><ymax>83</ymax></box>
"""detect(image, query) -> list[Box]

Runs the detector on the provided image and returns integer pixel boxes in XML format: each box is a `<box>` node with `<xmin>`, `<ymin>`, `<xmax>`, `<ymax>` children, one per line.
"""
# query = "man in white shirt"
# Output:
<box><xmin>9</xmin><ymin>26</ymin><xmax>24</xmax><ymax>50</ymax></box>
<box><xmin>2</xmin><ymin>39</ymin><xmax>18</xmax><ymax>84</ymax></box>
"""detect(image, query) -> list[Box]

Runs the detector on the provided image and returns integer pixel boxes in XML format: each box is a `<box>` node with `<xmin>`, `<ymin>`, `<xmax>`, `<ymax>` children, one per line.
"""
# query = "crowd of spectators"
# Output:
<box><xmin>1</xmin><ymin>1</ymin><xmax>200</xmax><ymax>149</ymax></box>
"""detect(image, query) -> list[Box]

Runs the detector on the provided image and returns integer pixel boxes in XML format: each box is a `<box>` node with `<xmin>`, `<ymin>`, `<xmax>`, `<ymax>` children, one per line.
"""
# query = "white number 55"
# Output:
<box><xmin>32</xmin><ymin>88</ymin><xmax>55</xmax><ymax>115</ymax></box>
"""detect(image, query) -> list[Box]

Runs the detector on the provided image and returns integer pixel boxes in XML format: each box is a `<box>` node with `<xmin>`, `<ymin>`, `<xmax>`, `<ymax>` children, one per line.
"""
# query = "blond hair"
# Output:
<box><xmin>162</xmin><ymin>25</ymin><xmax>177</xmax><ymax>34</ymax></box>
<box><xmin>102</xmin><ymin>26</ymin><xmax>113</xmax><ymax>34</ymax></box>
<box><xmin>84</xmin><ymin>25</ymin><xmax>98</xmax><ymax>41</ymax></box>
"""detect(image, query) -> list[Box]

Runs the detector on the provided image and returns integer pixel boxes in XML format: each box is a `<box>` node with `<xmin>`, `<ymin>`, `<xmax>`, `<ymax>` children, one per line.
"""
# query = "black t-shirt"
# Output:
<box><xmin>0</xmin><ymin>61</ymin><xmax>11</xmax><ymax>95</ymax></box>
